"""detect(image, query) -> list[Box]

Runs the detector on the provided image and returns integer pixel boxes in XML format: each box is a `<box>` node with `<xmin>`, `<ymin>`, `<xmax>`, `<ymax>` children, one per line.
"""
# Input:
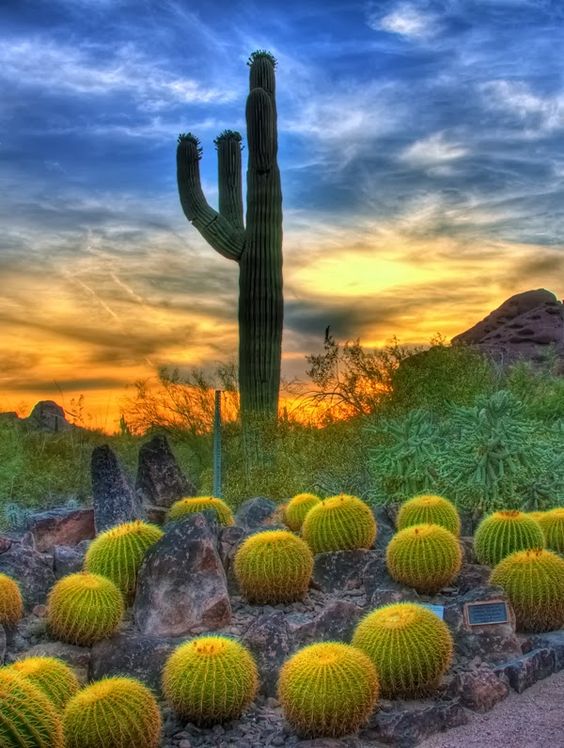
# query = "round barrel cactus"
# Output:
<box><xmin>352</xmin><ymin>602</ymin><xmax>453</xmax><ymax>697</ymax></box>
<box><xmin>527</xmin><ymin>511</ymin><xmax>545</xmax><ymax>523</ymax></box>
<box><xmin>9</xmin><ymin>656</ymin><xmax>80</xmax><ymax>709</ymax></box>
<box><xmin>278</xmin><ymin>641</ymin><xmax>379</xmax><ymax>738</ymax></box>
<box><xmin>84</xmin><ymin>520</ymin><xmax>163</xmax><ymax>602</ymax></box>
<box><xmin>0</xmin><ymin>572</ymin><xmax>23</xmax><ymax>627</ymax></box>
<box><xmin>302</xmin><ymin>494</ymin><xmax>377</xmax><ymax>554</ymax></box>
<box><xmin>47</xmin><ymin>572</ymin><xmax>124</xmax><ymax>646</ymax></box>
<box><xmin>284</xmin><ymin>492</ymin><xmax>321</xmax><ymax>531</ymax></box>
<box><xmin>386</xmin><ymin>523</ymin><xmax>462</xmax><ymax>594</ymax></box>
<box><xmin>490</xmin><ymin>548</ymin><xmax>564</xmax><ymax>632</ymax></box>
<box><xmin>162</xmin><ymin>636</ymin><xmax>258</xmax><ymax>725</ymax></box>
<box><xmin>64</xmin><ymin>676</ymin><xmax>161</xmax><ymax>748</ymax></box>
<box><xmin>0</xmin><ymin>669</ymin><xmax>63</xmax><ymax>747</ymax></box>
<box><xmin>397</xmin><ymin>494</ymin><xmax>461</xmax><ymax>536</ymax></box>
<box><xmin>234</xmin><ymin>529</ymin><xmax>313</xmax><ymax>604</ymax></box>
<box><xmin>537</xmin><ymin>508</ymin><xmax>564</xmax><ymax>554</ymax></box>
<box><xmin>168</xmin><ymin>496</ymin><xmax>235</xmax><ymax>525</ymax></box>
<box><xmin>474</xmin><ymin>510</ymin><xmax>545</xmax><ymax>566</ymax></box>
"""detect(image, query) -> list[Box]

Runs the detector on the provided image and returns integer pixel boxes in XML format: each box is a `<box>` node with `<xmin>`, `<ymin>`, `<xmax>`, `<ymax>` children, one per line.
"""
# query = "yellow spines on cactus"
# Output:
<box><xmin>234</xmin><ymin>529</ymin><xmax>313</xmax><ymax>604</ymax></box>
<box><xmin>168</xmin><ymin>495</ymin><xmax>235</xmax><ymax>525</ymax></box>
<box><xmin>63</xmin><ymin>676</ymin><xmax>161</xmax><ymax>748</ymax></box>
<box><xmin>84</xmin><ymin>520</ymin><xmax>163</xmax><ymax>601</ymax></box>
<box><xmin>302</xmin><ymin>494</ymin><xmax>377</xmax><ymax>554</ymax></box>
<box><xmin>527</xmin><ymin>511</ymin><xmax>545</xmax><ymax>523</ymax></box>
<box><xmin>47</xmin><ymin>572</ymin><xmax>124</xmax><ymax>646</ymax></box>
<box><xmin>490</xmin><ymin>548</ymin><xmax>564</xmax><ymax>632</ymax></box>
<box><xmin>0</xmin><ymin>669</ymin><xmax>64</xmax><ymax>747</ymax></box>
<box><xmin>284</xmin><ymin>493</ymin><xmax>321</xmax><ymax>531</ymax></box>
<box><xmin>397</xmin><ymin>494</ymin><xmax>461</xmax><ymax>536</ymax></box>
<box><xmin>9</xmin><ymin>656</ymin><xmax>80</xmax><ymax>710</ymax></box>
<box><xmin>474</xmin><ymin>510</ymin><xmax>545</xmax><ymax>566</ymax></box>
<box><xmin>162</xmin><ymin>636</ymin><xmax>258</xmax><ymax>725</ymax></box>
<box><xmin>537</xmin><ymin>508</ymin><xmax>564</xmax><ymax>554</ymax></box>
<box><xmin>0</xmin><ymin>572</ymin><xmax>23</xmax><ymax>627</ymax></box>
<box><xmin>278</xmin><ymin>642</ymin><xmax>379</xmax><ymax>738</ymax></box>
<box><xmin>352</xmin><ymin>602</ymin><xmax>453</xmax><ymax>698</ymax></box>
<box><xmin>386</xmin><ymin>523</ymin><xmax>462</xmax><ymax>594</ymax></box>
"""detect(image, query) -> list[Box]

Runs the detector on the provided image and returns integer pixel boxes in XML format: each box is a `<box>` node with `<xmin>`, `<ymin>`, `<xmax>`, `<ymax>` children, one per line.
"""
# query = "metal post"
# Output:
<box><xmin>213</xmin><ymin>390</ymin><xmax>222</xmax><ymax>498</ymax></box>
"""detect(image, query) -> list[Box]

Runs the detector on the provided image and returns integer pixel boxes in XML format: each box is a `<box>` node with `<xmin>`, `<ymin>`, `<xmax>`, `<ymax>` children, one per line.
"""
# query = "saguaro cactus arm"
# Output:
<box><xmin>215</xmin><ymin>130</ymin><xmax>245</xmax><ymax>231</ymax></box>
<box><xmin>177</xmin><ymin>134</ymin><xmax>244</xmax><ymax>261</ymax></box>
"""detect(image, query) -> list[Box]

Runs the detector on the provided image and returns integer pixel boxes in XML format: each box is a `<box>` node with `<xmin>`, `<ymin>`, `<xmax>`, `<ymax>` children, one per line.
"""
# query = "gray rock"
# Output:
<box><xmin>235</xmin><ymin>497</ymin><xmax>277</xmax><ymax>529</ymax></box>
<box><xmin>241</xmin><ymin>612</ymin><xmax>291</xmax><ymax>697</ymax></box>
<box><xmin>53</xmin><ymin>540</ymin><xmax>90</xmax><ymax>578</ymax></box>
<box><xmin>525</xmin><ymin>630</ymin><xmax>564</xmax><ymax>670</ymax></box>
<box><xmin>19</xmin><ymin>641</ymin><xmax>91</xmax><ymax>683</ymax></box>
<box><xmin>136</xmin><ymin>435</ymin><xmax>196</xmax><ymax>509</ymax></box>
<box><xmin>364</xmin><ymin>698</ymin><xmax>469</xmax><ymax>746</ymax></box>
<box><xmin>134</xmin><ymin>513</ymin><xmax>231</xmax><ymax>637</ymax></box>
<box><xmin>292</xmin><ymin>600</ymin><xmax>363</xmax><ymax>646</ymax></box>
<box><xmin>455</xmin><ymin>563</ymin><xmax>491</xmax><ymax>595</ymax></box>
<box><xmin>23</xmin><ymin>401</ymin><xmax>74</xmax><ymax>432</ymax></box>
<box><xmin>91</xmin><ymin>444</ymin><xmax>142</xmax><ymax>533</ymax></box>
<box><xmin>363</xmin><ymin>553</ymin><xmax>420</xmax><ymax>607</ymax></box>
<box><xmin>312</xmin><ymin>550</ymin><xmax>378</xmax><ymax>593</ymax></box>
<box><xmin>27</xmin><ymin>507</ymin><xmax>94</xmax><ymax>552</ymax></box>
<box><xmin>494</xmin><ymin>648</ymin><xmax>556</xmax><ymax>693</ymax></box>
<box><xmin>372</xmin><ymin>506</ymin><xmax>396</xmax><ymax>552</ymax></box>
<box><xmin>0</xmin><ymin>543</ymin><xmax>54</xmax><ymax>610</ymax></box>
<box><xmin>218</xmin><ymin>525</ymin><xmax>249</xmax><ymax>593</ymax></box>
<box><xmin>449</xmin><ymin>667</ymin><xmax>509</xmax><ymax>712</ymax></box>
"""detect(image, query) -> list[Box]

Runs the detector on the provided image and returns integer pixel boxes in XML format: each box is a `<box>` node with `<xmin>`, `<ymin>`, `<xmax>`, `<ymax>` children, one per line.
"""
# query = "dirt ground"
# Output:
<box><xmin>420</xmin><ymin>670</ymin><xmax>564</xmax><ymax>748</ymax></box>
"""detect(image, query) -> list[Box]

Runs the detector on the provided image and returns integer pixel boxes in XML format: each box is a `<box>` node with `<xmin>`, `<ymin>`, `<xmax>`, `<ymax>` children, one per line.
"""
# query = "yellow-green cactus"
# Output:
<box><xmin>0</xmin><ymin>669</ymin><xmax>64</xmax><ymax>747</ymax></box>
<box><xmin>162</xmin><ymin>636</ymin><xmax>258</xmax><ymax>725</ymax></box>
<box><xmin>168</xmin><ymin>496</ymin><xmax>235</xmax><ymax>525</ymax></box>
<box><xmin>0</xmin><ymin>573</ymin><xmax>23</xmax><ymax>627</ymax></box>
<box><xmin>63</xmin><ymin>676</ymin><xmax>161</xmax><ymax>748</ymax></box>
<box><xmin>47</xmin><ymin>572</ymin><xmax>124</xmax><ymax>646</ymax></box>
<box><xmin>386</xmin><ymin>523</ymin><xmax>462</xmax><ymax>594</ymax></box>
<box><xmin>284</xmin><ymin>493</ymin><xmax>321</xmax><ymax>531</ymax></box>
<box><xmin>537</xmin><ymin>508</ymin><xmax>564</xmax><ymax>554</ymax></box>
<box><xmin>474</xmin><ymin>510</ymin><xmax>545</xmax><ymax>566</ymax></box>
<box><xmin>84</xmin><ymin>520</ymin><xmax>163</xmax><ymax>602</ymax></box>
<box><xmin>352</xmin><ymin>602</ymin><xmax>453</xmax><ymax>698</ymax></box>
<box><xmin>234</xmin><ymin>529</ymin><xmax>313</xmax><ymax>604</ymax></box>
<box><xmin>9</xmin><ymin>656</ymin><xmax>80</xmax><ymax>710</ymax></box>
<box><xmin>397</xmin><ymin>494</ymin><xmax>461</xmax><ymax>536</ymax></box>
<box><xmin>527</xmin><ymin>511</ymin><xmax>545</xmax><ymax>523</ymax></box>
<box><xmin>278</xmin><ymin>642</ymin><xmax>379</xmax><ymax>738</ymax></box>
<box><xmin>302</xmin><ymin>494</ymin><xmax>377</xmax><ymax>554</ymax></box>
<box><xmin>490</xmin><ymin>548</ymin><xmax>564</xmax><ymax>632</ymax></box>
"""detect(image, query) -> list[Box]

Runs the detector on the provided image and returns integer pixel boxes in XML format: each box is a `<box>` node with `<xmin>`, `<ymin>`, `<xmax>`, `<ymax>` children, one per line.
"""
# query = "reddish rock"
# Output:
<box><xmin>136</xmin><ymin>434</ymin><xmax>195</xmax><ymax>509</ymax></box>
<box><xmin>28</xmin><ymin>508</ymin><xmax>94</xmax><ymax>552</ymax></box>
<box><xmin>451</xmin><ymin>667</ymin><xmax>509</xmax><ymax>711</ymax></box>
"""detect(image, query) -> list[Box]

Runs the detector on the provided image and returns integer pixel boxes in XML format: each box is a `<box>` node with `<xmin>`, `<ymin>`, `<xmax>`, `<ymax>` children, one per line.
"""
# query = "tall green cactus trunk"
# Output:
<box><xmin>177</xmin><ymin>51</ymin><xmax>283</xmax><ymax>429</ymax></box>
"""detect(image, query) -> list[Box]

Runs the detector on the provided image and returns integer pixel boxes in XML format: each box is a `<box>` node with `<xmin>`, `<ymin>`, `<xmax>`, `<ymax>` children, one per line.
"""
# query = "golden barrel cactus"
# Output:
<box><xmin>168</xmin><ymin>496</ymin><xmax>235</xmax><ymax>525</ymax></box>
<box><xmin>0</xmin><ymin>573</ymin><xmax>23</xmax><ymax>627</ymax></box>
<box><xmin>302</xmin><ymin>494</ymin><xmax>377</xmax><ymax>554</ymax></box>
<box><xmin>0</xmin><ymin>669</ymin><xmax>63</xmax><ymax>747</ymax></box>
<box><xmin>284</xmin><ymin>493</ymin><xmax>321</xmax><ymax>531</ymax></box>
<box><xmin>397</xmin><ymin>494</ymin><xmax>461</xmax><ymax>536</ymax></box>
<box><xmin>9</xmin><ymin>656</ymin><xmax>79</xmax><ymax>710</ymax></box>
<box><xmin>474</xmin><ymin>510</ymin><xmax>545</xmax><ymax>566</ymax></box>
<box><xmin>537</xmin><ymin>508</ymin><xmax>564</xmax><ymax>554</ymax></box>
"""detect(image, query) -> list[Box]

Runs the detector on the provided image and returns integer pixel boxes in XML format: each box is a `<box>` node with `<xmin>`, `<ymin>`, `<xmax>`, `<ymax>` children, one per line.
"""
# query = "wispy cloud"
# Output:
<box><xmin>368</xmin><ymin>2</ymin><xmax>440</xmax><ymax>40</ymax></box>
<box><xmin>399</xmin><ymin>131</ymin><xmax>469</xmax><ymax>167</ymax></box>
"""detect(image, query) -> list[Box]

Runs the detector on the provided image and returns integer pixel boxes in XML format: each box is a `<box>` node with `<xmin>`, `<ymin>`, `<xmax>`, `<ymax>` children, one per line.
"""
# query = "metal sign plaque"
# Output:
<box><xmin>420</xmin><ymin>603</ymin><xmax>445</xmax><ymax>620</ymax></box>
<box><xmin>464</xmin><ymin>600</ymin><xmax>509</xmax><ymax>626</ymax></box>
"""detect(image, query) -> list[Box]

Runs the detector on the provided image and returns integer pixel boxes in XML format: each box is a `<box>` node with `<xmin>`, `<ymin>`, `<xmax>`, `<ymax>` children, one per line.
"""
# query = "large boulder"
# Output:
<box><xmin>0</xmin><ymin>542</ymin><xmax>55</xmax><ymax>610</ymax></box>
<box><xmin>312</xmin><ymin>550</ymin><xmax>378</xmax><ymax>593</ymax></box>
<box><xmin>134</xmin><ymin>513</ymin><xmax>231</xmax><ymax>637</ymax></box>
<box><xmin>23</xmin><ymin>401</ymin><xmax>74</xmax><ymax>432</ymax></box>
<box><xmin>235</xmin><ymin>497</ymin><xmax>277</xmax><ymax>529</ymax></box>
<box><xmin>91</xmin><ymin>445</ymin><xmax>141</xmax><ymax>533</ymax></box>
<box><xmin>26</xmin><ymin>507</ymin><xmax>94</xmax><ymax>552</ymax></box>
<box><xmin>135</xmin><ymin>435</ymin><xmax>196</xmax><ymax>509</ymax></box>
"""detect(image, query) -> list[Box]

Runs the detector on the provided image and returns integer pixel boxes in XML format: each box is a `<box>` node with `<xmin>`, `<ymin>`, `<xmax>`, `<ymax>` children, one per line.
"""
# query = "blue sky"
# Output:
<box><xmin>1</xmin><ymin>0</ymin><xmax>563</xmax><ymax>425</ymax></box>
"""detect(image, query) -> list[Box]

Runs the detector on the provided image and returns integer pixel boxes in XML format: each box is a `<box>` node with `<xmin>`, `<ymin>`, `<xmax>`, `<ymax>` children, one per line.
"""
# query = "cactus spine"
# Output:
<box><xmin>0</xmin><ymin>572</ymin><xmax>23</xmax><ymax>627</ymax></box>
<box><xmin>9</xmin><ymin>656</ymin><xmax>80</xmax><ymax>709</ymax></box>
<box><xmin>490</xmin><ymin>548</ymin><xmax>564</xmax><ymax>632</ymax></box>
<box><xmin>278</xmin><ymin>642</ymin><xmax>379</xmax><ymax>738</ymax></box>
<box><xmin>47</xmin><ymin>572</ymin><xmax>124</xmax><ymax>646</ymax></box>
<box><xmin>352</xmin><ymin>602</ymin><xmax>453</xmax><ymax>698</ymax></box>
<box><xmin>63</xmin><ymin>676</ymin><xmax>161</xmax><ymax>748</ymax></box>
<box><xmin>234</xmin><ymin>529</ymin><xmax>314</xmax><ymax>603</ymax></box>
<box><xmin>537</xmin><ymin>508</ymin><xmax>564</xmax><ymax>554</ymax></box>
<box><xmin>177</xmin><ymin>51</ymin><xmax>283</xmax><ymax>424</ymax></box>
<box><xmin>0</xmin><ymin>669</ymin><xmax>63</xmax><ymax>747</ymax></box>
<box><xmin>474</xmin><ymin>510</ymin><xmax>545</xmax><ymax>566</ymax></box>
<box><xmin>302</xmin><ymin>494</ymin><xmax>377</xmax><ymax>553</ymax></box>
<box><xmin>397</xmin><ymin>494</ymin><xmax>461</xmax><ymax>536</ymax></box>
<box><xmin>162</xmin><ymin>636</ymin><xmax>258</xmax><ymax>725</ymax></box>
<box><xmin>284</xmin><ymin>493</ymin><xmax>321</xmax><ymax>531</ymax></box>
<box><xmin>386</xmin><ymin>523</ymin><xmax>462</xmax><ymax>594</ymax></box>
<box><xmin>84</xmin><ymin>520</ymin><xmax>163</xmax><ymax>602</ymax></box>
<box><xmin>168</xmin><ymin>496</ymin><xmax>235</xmax><ymax>526</ymax></box>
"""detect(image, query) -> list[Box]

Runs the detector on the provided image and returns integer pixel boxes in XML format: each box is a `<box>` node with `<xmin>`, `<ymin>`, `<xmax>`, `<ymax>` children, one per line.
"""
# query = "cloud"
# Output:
<box><xmin>368</xmin><ymin>2</ymin><xmax>440</xmax><ymax>40</ymax></box>
<box><xmin>481</xmin><ymin>79</ymin><xmax>564</xmax><ymax>136</ymax></box>
<box><xmin>399</xmin><ymin>131</ymin><xmax>469</xmax><ymax>167</ymax></box>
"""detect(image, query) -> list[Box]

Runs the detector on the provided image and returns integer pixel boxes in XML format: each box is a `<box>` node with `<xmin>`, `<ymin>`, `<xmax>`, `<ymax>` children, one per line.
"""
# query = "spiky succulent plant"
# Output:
<box><xmin>397</xmin><ymin>494</ymin><xmax>461</xmax><ymax>536</ymax></box>
<box><xmin>0</xmin><ymin>572</ymin><xmax>23</xmax><ymax>627</ymax></box>
<box><xmin>234</xmin><ymin>529</ymin><xmax>313</xmax><ymax>604</ymax></box>
<box><xmin>162</xmin><ymin>636</ymin><xmax>258</xmax><ymax>725</ymax></box>
<box><xmin>63</xmin><ymin>676</ymin><xmax>162</xmax><ymax>748</ymax></box>
<box><xmin>537</xmin><ymin>508</ymin><xmax>564</xmax><ymax>554</ymax></box>
<box><xmin>278</xmin><ymin>641</ymin><xmax>379</xmax><ymax>738</ymax></box>
<box><xmin>386</xmin><ymin>523</ymin><xmax>462</xmax><ymax>594</ymax></box>
<box><xmin>47</xmin><ymin>572</ymin><xmax>124</xmax><ymax>646</ymax></box>
<box><xmin>474</xmin><ymin>510</ymin><xmax>545</xmax><ymax>566</ymax></box>
<box><xmin>490</xmin><ymin>548</ymin><xmax>564</xmax><ymax>632</ymax></box>
<box><xmin>352</xmin><ymin>602</ymin><xmax>453</xmax><ymax>697</ymax></box>
<box><xmin>9</xmin><ymin>656</ymin><xmax>80</xmax><ymax>710</ymax></box>
<box><xmin>0</xmin><ymin>669</ymin><xmax>63</xmax><ymax>747</ymax></box>
<box><xmin>302</xmin><ymin>494</ymin><xmax>377</xmax><ymax>554</ymax></box>
<box><xmin>168</xmin><ymin>496</ymin><xmax>235</xmax><ymax>525</ymax></box>
<box><xmin>283</xmin><ymin>492</ymin><xmax>321</xmax><ymax>531</ymax></box>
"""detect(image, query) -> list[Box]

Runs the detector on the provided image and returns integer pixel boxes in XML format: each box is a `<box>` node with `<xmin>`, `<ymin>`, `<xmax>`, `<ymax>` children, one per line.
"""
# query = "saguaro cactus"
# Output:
<box><xmin>177</xmin><ymin>51</ymin><xmax>283</xmax><ymax>424</ymax></box>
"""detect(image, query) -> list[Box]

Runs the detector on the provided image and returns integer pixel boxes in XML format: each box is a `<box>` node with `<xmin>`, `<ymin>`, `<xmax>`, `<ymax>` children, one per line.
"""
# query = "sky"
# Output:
<box><xmin>1</xmin><ymin>0</ymin><xmax>564</xmax><ymax>430</ymax></box>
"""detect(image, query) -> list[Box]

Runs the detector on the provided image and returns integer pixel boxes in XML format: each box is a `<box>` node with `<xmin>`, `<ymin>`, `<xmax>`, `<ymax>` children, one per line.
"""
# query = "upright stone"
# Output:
<box><xmin>136</xmin><ymin>434</ymin><xmax>195</xmax><ymax>509</ymax></box>
<box><xmin>91</xmin><ymin>445</ymin><xmax>141</xmax><ymax>533</ymax></box>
